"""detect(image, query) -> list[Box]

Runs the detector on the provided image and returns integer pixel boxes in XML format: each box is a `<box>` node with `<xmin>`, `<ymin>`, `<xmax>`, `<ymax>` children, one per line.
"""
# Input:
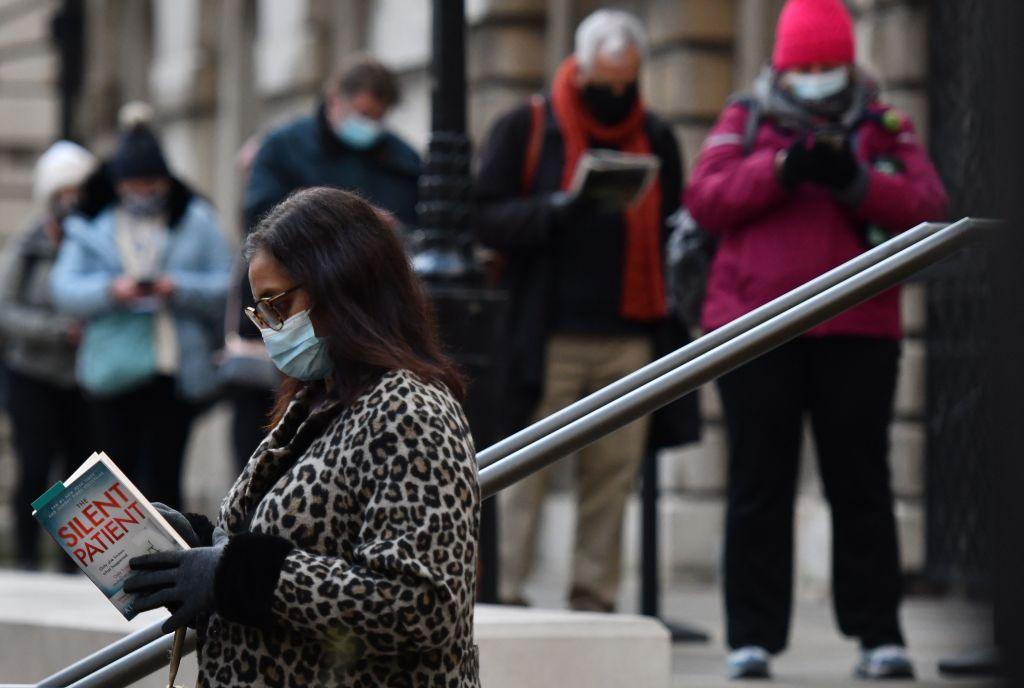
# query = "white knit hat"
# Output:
<box><xmin>34</xmin><ymin>140</ymin><xmax>97</xmax><ymax>203</ymax></box>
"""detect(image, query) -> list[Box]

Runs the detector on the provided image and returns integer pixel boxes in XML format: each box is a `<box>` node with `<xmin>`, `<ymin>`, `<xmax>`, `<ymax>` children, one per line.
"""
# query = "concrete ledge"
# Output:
<box><xmin>0</xmin><ymin>572</ymin><xmax>670</xmax><ymax>688</ymax></box>
<box><xmin>477</xmin><ymin>605</ymin><xmax>670</xmax><ymax>688</ymax></box>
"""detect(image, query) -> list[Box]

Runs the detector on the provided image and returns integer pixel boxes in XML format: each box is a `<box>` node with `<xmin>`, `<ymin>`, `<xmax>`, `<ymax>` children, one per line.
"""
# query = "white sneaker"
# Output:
<box><xmin>727</xmin><ymin>646</ymin><xmax>771</xmax><ymax>680</ymax></box>
<box><xmin>854</xmin><ymin>644</ymin><xmax>915</xmax><ymax>680</ymax></box>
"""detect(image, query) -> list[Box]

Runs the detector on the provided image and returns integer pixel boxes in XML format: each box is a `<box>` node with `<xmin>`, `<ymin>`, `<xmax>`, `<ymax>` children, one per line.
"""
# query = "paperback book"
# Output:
<box><xmin>31</xmin><ymin>452</ymin><xmax>190</xmax><ymax>619</ymax></box>
<box><xmin>567</xmin><ymin>149</ymin><xmax>661</xmax><ymax>211</ymax></box>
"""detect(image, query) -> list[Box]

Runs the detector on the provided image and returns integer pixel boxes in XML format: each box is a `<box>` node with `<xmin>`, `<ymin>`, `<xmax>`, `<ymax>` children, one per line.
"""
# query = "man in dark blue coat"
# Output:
<box><xmin>230</xmin><ymin>57</ymin><xmax>420</xmax><ymax>468</ymax></box>
<box><xmin>244</xmin><ymin>56</ymin><xmax>420</xmax><ymax>230</ymax></box>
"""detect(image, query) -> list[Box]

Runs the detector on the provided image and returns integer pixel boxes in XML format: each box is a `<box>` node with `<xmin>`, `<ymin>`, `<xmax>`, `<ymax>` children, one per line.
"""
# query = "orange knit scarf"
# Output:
<box><xmin>549</xmin><ymin>56</ymin><xmax>667</xmax><ymax>322</ymax></box>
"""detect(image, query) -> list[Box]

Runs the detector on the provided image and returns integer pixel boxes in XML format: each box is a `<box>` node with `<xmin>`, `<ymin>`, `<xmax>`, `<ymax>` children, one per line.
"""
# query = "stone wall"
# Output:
<box><xmin>0</xmin><ymin>0</ymin><xmax>60</xmax><ymax>240</ymax></box>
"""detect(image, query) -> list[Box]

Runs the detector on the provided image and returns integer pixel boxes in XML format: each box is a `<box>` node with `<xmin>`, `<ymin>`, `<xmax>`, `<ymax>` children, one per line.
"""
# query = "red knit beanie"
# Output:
<box><xmin>772</xmin><ymin>0</ymin><xmax>855</xmax><ymax>71</ymax></box>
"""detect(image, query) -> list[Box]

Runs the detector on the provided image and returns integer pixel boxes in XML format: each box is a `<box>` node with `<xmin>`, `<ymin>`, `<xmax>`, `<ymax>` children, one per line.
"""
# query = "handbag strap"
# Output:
<box><xmin>167</xmin><ymin>627</ymin><xmax>187</xmax><ymax>688</ymax></box>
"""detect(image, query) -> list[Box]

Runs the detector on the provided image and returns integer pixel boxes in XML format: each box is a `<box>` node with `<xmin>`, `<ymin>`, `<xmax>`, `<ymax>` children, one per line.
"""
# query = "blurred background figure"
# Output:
<box><xmin>474</xmin><ymin>8</ymin><xmax>699</xmax><ymax>614</ymax></box>
<box><xmin>244</xmin><ymin>54</ymin><xmax>419</xmax><ymax>229</ymax></box>
<box><xmin>685</xmin><ymin>0</ymin><xmax>947</xmax><ymax>679</ymax></box>
<box><xmin>227</xmin><ymin>56</ymin><xmax>421</xmax><ymax>468</ymax></box>
<box><xmin>49</xmin><ymin>107</ymin><xmax>231</xmax><ymax>511</ymax></box>
<box><xmin>0</xmin><ymin>141</ymin><xmax>96</xmax><ymax>571</ymax></box>
<box><xmin>218</xmin><ymin>133</ymin><xmax>279</xmax><ymax>473</ymax></box>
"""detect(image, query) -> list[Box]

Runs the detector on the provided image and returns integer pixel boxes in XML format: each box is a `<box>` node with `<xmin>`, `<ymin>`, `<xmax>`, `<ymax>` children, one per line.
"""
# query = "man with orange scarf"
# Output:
<box><xmin>474</xmin><ymin>9</ymin><xmax>698</xmax><ymax>612</ymax></box>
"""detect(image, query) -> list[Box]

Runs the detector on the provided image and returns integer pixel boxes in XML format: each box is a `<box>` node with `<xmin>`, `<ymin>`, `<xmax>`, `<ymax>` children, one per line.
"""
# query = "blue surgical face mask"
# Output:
<box><xmin>259</xmin><ymin>309</ymin><xmax>334</xmax><ymax>381</ymax></box>
<box><xmin>784</xmin><ymin>66</ymin><xmax>850</xmax><ymax>102</ymax></box>
<box><xmin>334</xmin><ymin>113</ymin><xmax>384</xmax><ymax>150</ymax></box>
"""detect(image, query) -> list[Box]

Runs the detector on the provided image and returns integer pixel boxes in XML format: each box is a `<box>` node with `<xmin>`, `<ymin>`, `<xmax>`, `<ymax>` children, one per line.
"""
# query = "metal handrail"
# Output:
<box><xmin>35</xmin><ymin>621</ymin><xmax>166</xmax><ymax>687</ymax></box>
<box><xmin>477</xmin><ymin>219</ymin><xmax>952</xmax><ymax>469</ymax></box>
<box><xmin>479</xmin><ymin>218</ymin><xmax>986</xmax><ymax>496</ymax></box>
<box><xmin>30</xmin><ymin>218</ymin><xmax>990</xmax><ymax>686</ymax></box>
<box><xmin>62</xmin><ymin>630</ymin><xmax>197</xmax><ymax>688</ymax></box>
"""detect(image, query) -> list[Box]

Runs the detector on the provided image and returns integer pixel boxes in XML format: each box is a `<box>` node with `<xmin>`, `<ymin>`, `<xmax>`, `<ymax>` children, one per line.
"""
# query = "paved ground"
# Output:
<box><xmin>525</xmin><ymin>578</ymin><xmax>997</xmax><ymax>687</ymax></box>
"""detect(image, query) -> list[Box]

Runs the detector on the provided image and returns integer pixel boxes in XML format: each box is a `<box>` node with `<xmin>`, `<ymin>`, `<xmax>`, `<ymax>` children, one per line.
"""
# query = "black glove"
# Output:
<box><xmin>777</xmin><ymin>140</ymin><xmax>814</xmax><ymax>190</ymax></box>
<box><xmin>548</xmin><ymin>191</ymin><xmax>597</xmax><ymax>228</ymax></box>
<box><xmin>151</xmin><ymin>502</ymin><xmax>199</xmax><ymax>548</ymax></box>
<box><xmin>125</xmin><ymin>527</ymin><xmax>229</xmax><ymax>633</ymax></box>
<box><xmin>805</xmin><ymin>138</ymin><xmax>860</xmax><ymax>191</ymax></box>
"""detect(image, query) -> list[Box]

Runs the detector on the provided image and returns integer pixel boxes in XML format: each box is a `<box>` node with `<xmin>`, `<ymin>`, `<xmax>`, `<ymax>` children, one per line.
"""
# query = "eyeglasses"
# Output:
<box><xmin>245</xmin><ymin>286</ymin><xmax>301</xmax><ymax>331</ymax></box>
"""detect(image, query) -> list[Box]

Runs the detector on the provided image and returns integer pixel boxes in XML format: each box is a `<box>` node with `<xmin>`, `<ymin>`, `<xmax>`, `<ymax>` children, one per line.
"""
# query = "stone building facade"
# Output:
<box><xmin>0</xmin><ymin>0</ymin><xmax>933</xmax><ymax>596</ymax></box>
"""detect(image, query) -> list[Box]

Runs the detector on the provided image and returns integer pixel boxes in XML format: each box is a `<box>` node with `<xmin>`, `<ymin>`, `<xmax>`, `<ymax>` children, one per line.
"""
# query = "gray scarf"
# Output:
<box><xmin>751</xmin><ymin>66</ymin><xmax>880</xmax><ymax>134</ymax></box>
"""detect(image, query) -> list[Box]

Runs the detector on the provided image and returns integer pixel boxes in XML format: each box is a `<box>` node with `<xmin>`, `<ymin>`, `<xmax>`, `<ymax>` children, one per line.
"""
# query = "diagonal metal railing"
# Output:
<box><xmin>17</xmin><ymin>218</ymin><xmax>994</xmax><ymax>688</ymax></box>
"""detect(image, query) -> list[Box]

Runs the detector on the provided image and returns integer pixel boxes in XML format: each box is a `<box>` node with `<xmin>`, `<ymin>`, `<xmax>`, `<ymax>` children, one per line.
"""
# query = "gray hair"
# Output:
<box><xmin>574</xmin><ymin>9</ymin><xmax>648</xmax><ymax>73</ymax></box>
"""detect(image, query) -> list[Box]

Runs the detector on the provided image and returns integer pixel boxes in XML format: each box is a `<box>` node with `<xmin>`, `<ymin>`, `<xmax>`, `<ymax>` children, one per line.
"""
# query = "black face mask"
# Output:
<box><xmin>580</xmin><ymin>81</ymin><xmax>639</xmax><ymax>126</ymax></box>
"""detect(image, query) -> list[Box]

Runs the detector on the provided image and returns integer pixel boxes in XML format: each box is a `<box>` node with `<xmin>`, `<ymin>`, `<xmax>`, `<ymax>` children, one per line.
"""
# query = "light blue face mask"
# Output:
<box><xmin>259</xmin><ymin>310</ymin><xmax>334</xmax><ymax>381</ymax></box>
<box><xmin>784</xmin><ymin>66</ymin><xmax>850</xmax><ymax>102</ymax></box>
<box><xmin>335</xmin><ymin>113</ymin><xmax>384</xmax><ymax>150</ymax></box>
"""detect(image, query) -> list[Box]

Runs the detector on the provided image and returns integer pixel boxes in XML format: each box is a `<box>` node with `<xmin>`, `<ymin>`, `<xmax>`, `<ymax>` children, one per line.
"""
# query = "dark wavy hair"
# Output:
<box><xmin>244</xmin><ymin>187</ymin><xmax>464</xmax><ymax>424</ymax></box>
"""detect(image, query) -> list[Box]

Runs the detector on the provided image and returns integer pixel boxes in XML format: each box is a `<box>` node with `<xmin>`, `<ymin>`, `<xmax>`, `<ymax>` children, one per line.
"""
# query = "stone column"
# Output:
<box><xmin>733</xmin><ymin>0</ymin><xmax>785</xmax><ymax>88</ymax></box>
<box><xmin>0</xmin><ymin>1</ymin><xmax>60</xmax><ymax>233</ymax></box>
<box><xmin>119</xmin><ymin>0</ymin><xmax>152</xmax><ymax>104</ymax></box>
<box><xmin>642</xmin><ymin>0</ymin><xmax>737</xmax><ymax>172</ymax></box>
<box><xmin>146</xmin><ymin>0</ymin><xmax>219</xmax><ymax>192</ymax></box>
<box><xmin>545</xmin><ymin>0</ymin><xmax>575</xmax><ymax>81</ymax></box>
<box><xmin>329</xmin><ymin>0</ymin><xmax>369</xmax><ymax>68</ymax></box>
<box><xmin>213</xmin><ymin>0</ymin><xmax>258</xmax><ymax>237</ymax></box>
<box><xmin>466</xmin><ymin>0</ymin><xmax>547</xmax><ymax>144</ymax></box>
<box><xmin>364</xmin><ymin>0</ymin><xmax>432</xmax><ymax>152</ymax></box>
<box><xmin>253</xmin><ymin>0</ymin><xmax>321</xmax><ymax>121</ymax></box>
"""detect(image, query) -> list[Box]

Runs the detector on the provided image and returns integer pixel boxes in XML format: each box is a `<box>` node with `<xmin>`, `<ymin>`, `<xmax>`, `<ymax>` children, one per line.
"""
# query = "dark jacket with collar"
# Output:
<box><xmin>243</xmin><ymin>104</ymin><xmax>420</xmax><ymax>231</ymax></box>
<box><xmin>472</xmin><ymin>97</ymin><xmax>700</xmax><ymax>450</ymax></box>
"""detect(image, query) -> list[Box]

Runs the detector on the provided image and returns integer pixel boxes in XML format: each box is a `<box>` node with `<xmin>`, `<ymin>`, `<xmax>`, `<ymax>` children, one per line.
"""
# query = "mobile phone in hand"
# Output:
<box><xmin>136</xmin><ymin>278</ymin><xmax>156</xmax><ymax>294</ymax></box>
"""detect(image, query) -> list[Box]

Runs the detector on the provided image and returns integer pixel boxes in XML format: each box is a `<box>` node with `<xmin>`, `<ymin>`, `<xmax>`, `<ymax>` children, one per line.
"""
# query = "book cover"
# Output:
<box><xmin>568</xmin><ymin>149</ymin><xmax>661</xmax><ymax>211</ymax></box>
<box><xmin>32</xmin><ymin>452</ymin><xmax>190</xmax><ymax>620</ymax></box>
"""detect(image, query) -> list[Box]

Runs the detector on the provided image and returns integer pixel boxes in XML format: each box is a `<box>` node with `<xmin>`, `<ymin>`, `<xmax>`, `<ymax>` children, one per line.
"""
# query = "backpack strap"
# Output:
<box><xmin>520</xmin><ymin>94</ymin><xmax>547</xmax><ymax>194</ymax></box>
<box><xmin>741</xmin><ymin>98</ymin><xmax>762</xmax><ymax>155</ymax></box>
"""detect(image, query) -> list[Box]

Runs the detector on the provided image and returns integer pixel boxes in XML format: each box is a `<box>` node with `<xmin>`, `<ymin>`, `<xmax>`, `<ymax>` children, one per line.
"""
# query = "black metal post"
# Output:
<box><xmin>412</xmin><ymin>0</ymin><xmax>503</xmax><ymax>604</ymax></box>
<box><xmin>412</xmin><ymin>0</ymin><xmax>475</xmax><ymax>280</ymax></box>
<box><xmin>50</xmin><ymin>0</ymin><xmax>85</xmax><ymax>142</ymax></box>
<box><xmin>639</xmin><ymin>451</ymin><xmax>708</xmax><ymax>642</ymax></box>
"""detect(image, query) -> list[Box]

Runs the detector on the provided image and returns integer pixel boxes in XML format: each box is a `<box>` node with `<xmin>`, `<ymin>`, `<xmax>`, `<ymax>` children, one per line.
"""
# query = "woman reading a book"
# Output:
<box><xmin>124</xmin><ymin>187</ymin><xmax>481</xmax><ymax>687</ymax></box>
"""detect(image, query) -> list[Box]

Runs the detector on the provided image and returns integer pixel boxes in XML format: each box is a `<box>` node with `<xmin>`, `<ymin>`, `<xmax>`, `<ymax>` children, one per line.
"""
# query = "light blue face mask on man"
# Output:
<box><xmin>335</xmin><ymin>113</ymin><xmax>384</xmax><ymax>150</ymax></box>
<box><xmin>259</xmin><ymin>310</ymin><xmax>334</xmax><ymax>381</ymax></box>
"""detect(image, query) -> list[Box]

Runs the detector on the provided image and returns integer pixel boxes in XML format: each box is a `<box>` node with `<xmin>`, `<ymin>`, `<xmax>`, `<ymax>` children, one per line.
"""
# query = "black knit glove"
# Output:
<box><xmin>777</xmin><ymin>140</ymin><xmax>814</xmax><ymax>190</ymax></box>
<box><xmin>125</xmin><ymin>527</ymin><xmax>229</xmax><ymax>633</ymax></box>
<box><xmin>805</xmin><ymin>139</ymin><xmax>860</xmax><ymax>191</ymax></box>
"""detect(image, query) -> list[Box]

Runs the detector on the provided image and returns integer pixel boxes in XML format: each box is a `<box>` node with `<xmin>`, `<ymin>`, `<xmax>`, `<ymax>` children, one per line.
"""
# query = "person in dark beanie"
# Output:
<box><xmin>474</xmin><ymin>9</ymin><xmax>699</xmax><ymax>614</ymax></box>
<box><xmin>227</xmin><ymin>56</ymin><xmax>420</xmax><ymax>471</ymax></box>
<box><xmin>50</xmin><ymin>104</ymin><xmax>232</xmax><ymax>510</ymax></box>
<box><xmin>685</xmin><ymin>0</ymin><xmax>947</xmax><ymax>679</ymax></box>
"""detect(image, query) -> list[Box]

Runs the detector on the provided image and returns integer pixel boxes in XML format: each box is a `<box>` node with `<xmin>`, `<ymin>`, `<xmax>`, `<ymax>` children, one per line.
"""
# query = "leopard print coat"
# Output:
<box><xmin>196</xmin><ymin>369</ymin><xmax>480</xmax><ymax>687</ymax></box>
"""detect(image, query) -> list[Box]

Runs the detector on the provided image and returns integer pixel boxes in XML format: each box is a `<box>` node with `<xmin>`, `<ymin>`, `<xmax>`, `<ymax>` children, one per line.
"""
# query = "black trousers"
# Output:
<box><xmin>90</xmin><ymin>376</ymin><xmax>196</xmax><ymax>511</ymax></box>
<box><xmin>717</xmin><ymin>336</ymin><xmax>904</xmax><ymax>653</ymax></box>
<box><xmin>7</xmin><ymin>370</ymin><xmax>94</xmax><ymax>569</ymax></box>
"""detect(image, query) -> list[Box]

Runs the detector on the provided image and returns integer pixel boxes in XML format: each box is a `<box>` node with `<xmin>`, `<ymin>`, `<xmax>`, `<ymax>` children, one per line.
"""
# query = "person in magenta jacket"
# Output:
<box><xmin>684</xmin><ymin>0</ymin><xmax>947</xmax><ymax>681</ymax></box>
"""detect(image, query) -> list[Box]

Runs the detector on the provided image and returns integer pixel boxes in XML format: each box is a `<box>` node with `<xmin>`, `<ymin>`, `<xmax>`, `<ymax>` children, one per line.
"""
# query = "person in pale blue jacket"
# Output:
<box><xmin>51</xmin><ymin>117</ymin><xmax>232</xmax><ymax>509</ymax></box>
